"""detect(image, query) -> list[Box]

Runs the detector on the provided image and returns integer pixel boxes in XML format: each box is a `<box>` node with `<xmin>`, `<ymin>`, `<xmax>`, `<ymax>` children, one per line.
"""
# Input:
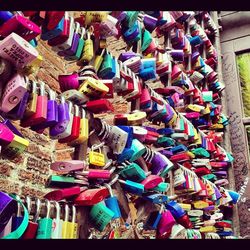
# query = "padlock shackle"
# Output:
<box><xmin>71</xmin><ymin>205</ymin><xmax>76</xmax><ymax>223</ymax></box>
<box><xmin>25</xmin><ymin>196</ymin><xmax>31</xmax><ymax>213</ymax></box>
<box><xmin>51</xmin><ymin>201</ymin><xmax>61</xmax><ymax>220</ymax></box>
<box><xmin>34</xmin><ymin>198</ymin><xmax>41</xmax><ymax>223</ymax></box>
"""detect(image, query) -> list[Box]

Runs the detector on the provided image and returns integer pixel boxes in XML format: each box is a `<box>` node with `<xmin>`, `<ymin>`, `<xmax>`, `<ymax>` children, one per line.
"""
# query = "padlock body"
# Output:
<box><xmin>0</xmin><ymin>123</ymin><xmax>14</xmax><ymax>146</ymax></box>
<box><xmin>36</xmin><ymin>218</ymin><xmax>53</xmax><ymax>239</ymax></box>
<box><xmin>89</xmin><ymin>151</ymin><xmax>105</xmax><ymax>167</ymax></box>
<box><xmin>105</xmin><ymin>196</ymin><xmax>121</xmax><ymax>219</ymax></box>
<box><xmin>44</xmin><ymin>186</ymin><xmax>81</xmax><ymax>201</ymax></box>
<box><xmin>25</xmin><ymin>92</ymin><xmax>38</xmax><ymax>117</ymax></box>
<box><xmin>22</xmin><ymin>221</ymin><xmax>38</xmax><ymax>239</ymax></box>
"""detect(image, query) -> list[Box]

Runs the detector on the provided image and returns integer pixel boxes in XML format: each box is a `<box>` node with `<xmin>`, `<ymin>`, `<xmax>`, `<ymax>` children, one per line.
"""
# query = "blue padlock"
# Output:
<box><xmin>104</xmin><ymin>183</ymin><xmax>121</xmax><ymax>219</ymax></box>
<box><xmin>157</xmin><ymin>128</ymin><xmax>175</xmax><ymax>136</ymax></box>
<box><xmin>40</xmin><ymin>17</ymin><xmax>64</xmax><ymax>41</ymax></box>
<box><xmin>165</xmin><ymin>201</ymin><xmax>186</xmax><ymax>219</ymax></box>
<box><xmin>144</xmin><ymin>210</ymin><xmax>162</xmax><ymax>230</ymax></box>
<box><xmin>117</xmin><ymin>126</ymin><xmax>133</xmax><ymax>148</ymax></box>
<box><xmin>0</xmin><ymin>11</ymin><xmax>13</xmax><ymax>25</ymax></box>
<box><xmin>142</xmin><ymin>193</ymin><xmax>169</xmax><ymax>204</ymax></box>
<box><xmin>29</xmin><ymin>38</ymin><xmax>38</xmax><ymax>48</ymax></box>
<box><xmin>117</xmin><ymin>148</ymin><xmax>134</xmax><ymax>163</ymax></box>
<box><xmin>170</xmin><ymin>144</ymin><xmax>188</xmax><ymax>154</ymax></box>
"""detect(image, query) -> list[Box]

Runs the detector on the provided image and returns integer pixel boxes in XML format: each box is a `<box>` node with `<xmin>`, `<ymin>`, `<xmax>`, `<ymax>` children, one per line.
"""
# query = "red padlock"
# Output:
<box><xmin>44</xmin><ymin>186</ymin><xmax>82</xmax><ymax>201</ymax></box>
<box><xmin>85</xmin><ymin>99</ymin><xmax>114</xmax><ymax>113</ymax></box>
<box><xmin>74</xmin><ymin>188</ymin><xmax>109</xmax><ymax>206</ymax></box>
<box><xmin>45</xmin><ymin>11</ymin><xmax>65</xmax><ymax>30</ymax></box>
<box><xmin>141</xmin><ymin>175</ymin><xmax>163</xmax><ymax>189</ymax></box>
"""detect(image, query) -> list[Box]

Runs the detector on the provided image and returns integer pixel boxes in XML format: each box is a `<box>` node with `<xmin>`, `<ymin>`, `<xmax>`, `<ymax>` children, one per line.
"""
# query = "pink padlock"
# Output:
<box><xmin>0</xmin><ymin>33</ymin><xmax>38</xmax><ymax>69</ymax></box>
<box><xmin>0</xmin><ymin>123</ymin><xmax>14</xmax><ymax>146</ymax></box>
<box><xmin>58</xmin><ymin>73</ymin><xmax>81</xmax><ymax>92</ymax></box>
<box><xmin>185</xmin><ymin>112</ymin><xmax>200</xmax><ymax>119</ymax></box>
<box><xmin>0</xmin><ymin>14</ymin><xmax>41</xmax><ymax>41</ymax></box>
<box><xmin>158</xmin><ymin>210</ymin><xmax>176</xmax><ymax>236</ymax></box>
<box><xmin>171</xmin><ymin>64</ymin><xmax>182</xmax><ymax>79</ymax></box>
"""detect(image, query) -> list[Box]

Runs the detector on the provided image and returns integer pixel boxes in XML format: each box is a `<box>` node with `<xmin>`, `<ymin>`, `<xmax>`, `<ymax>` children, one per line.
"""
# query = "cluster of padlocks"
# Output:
<box><xmin>0</xmin><ymin>11</ymin><xmax>241</xmax><ymax>239</ymax></box>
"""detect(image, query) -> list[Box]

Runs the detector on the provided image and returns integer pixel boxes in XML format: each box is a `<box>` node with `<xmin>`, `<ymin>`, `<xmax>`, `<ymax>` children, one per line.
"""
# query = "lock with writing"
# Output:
<box><xmin>48</xmin><ymin>12</ymin><xmax>70</xmax><ymax>47</ymax></box>
<box><xmin>21</xmin><ymin>81</ymin><xmax>48</xmax><ymax>128</ymax></box>
<box><xmin>81</xmin><ymin>29</ymin><xmax>94</xmax><ymax>63</ymax></box>
<box><xmin>40</xmin><ymin>15</ymin><xmax>64</xmax><ymax>41</ymax></box>
<box><xmin>0</xmin><ymin>73</ymin><xmax>28</xmax><ymax>113</ymax></box>
<box><xmin>24</xmin><ymin>80</ymin><xmax>38</xmax><ymax>117</ymax></box>
<box><xmin>89</xmin><ymin>143</ymin><xmax>106</xmax><ymax>167</ymax></box>
<box><xmin>36</xmin><ymin>200</ymin><xmax>53</xmax><ymax>239</ymax></box>
<box><xmin>61</xmin><ymin>203</ymin><xmax>71</xmax><ymax>239</ymax></box>
<box><xmin>50</xmin><ymin>201</ymin><xmax>63</xmax><ymax>239</ymax></box>
<box><xmin>1</xmin><ymin>133</ymin><xmax>29</xmax><ymax>159</ymax></box>
<box><xmin>49</xmin><ymin>96</ymin><xmax>70</xmax><ymax>139</ymax></box>
<box><xmin>30</xmin><ymin>88</ymin><xmax>58</xmax><ymax>132</ymax></box>
<box><xmin>22</xmin><ymin>197</ymin><xmax>40</xmax><ymax>239</ymax></box>
<box><xmin>0</xmin><ymin>14</ymin><xmax>41</xmax><ymax>41</ymax></box>
<box><xmin>67</xmin><ymin>205</ymin><xmax>78</xmax><ymax>239</ymax></box>
<box><xmin>63</xmin><ymin>22</ymin><xmax>81</xmax><ymax>57</ymax></box>
<box><xmin>90</xmin><ymin>201</ymin><xmax>115</xmax><ymax>232</ymax></box>
<box><xmin>69</xmin><ymin>108</ymin><xmax>89</xmax><ymax>146</ymax></box>
<box><xmin>78</xmin><ymin>77</ymin><xmax>109</xmax><ymax>98</ymax></box>
<box><xmin>52</xmin><ymin>16</ymin><xmax>75</xmax><ymax>52</ymax></box>
<box><xmin>58</xmin><ymin>104</ymin><xmax>80</xmax><ymax>143</ymax></box>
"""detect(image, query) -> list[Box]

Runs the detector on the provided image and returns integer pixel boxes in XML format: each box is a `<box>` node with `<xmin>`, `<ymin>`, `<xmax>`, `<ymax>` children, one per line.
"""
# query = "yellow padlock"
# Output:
<box><xmin>84</xmin><ymin>11</ymin><xmax>108</xmax><ymax>25</ymax></box>
<box><xmin>186</xmin><ymin>151</ymin><xmax>195</xmax><ymax>159</ymax></box>
<box><xmin>206</xmin><ymin>182</ymin><xmax>215</xmax><ymax>196</ymax></box>
<box><xmin>168</xmin><ymin>111</ymin><xmax>178</xmax><ymax>126</ymax></box>
<box><xmin>24</xmin><ymin>80</ymin><xmax>38</xmax><ymax>117</ymax></box>
<box><xmin>193</xmin><ymin>128</ymin><xmax>199</xmax><ymax>141</ymax></box>
<box><xmin>99</xmin><ymin>39</ymin><xmax>107</xmax><ymax>49</ymax></box>
<box><xmin>201</xmin><ymin>105</ymin><xmax>211</xmax><ymax>115</ymax></box>
<box><xmin>78</xmin><ymin>77</ymin><xmax>109</xmax><ymax>97</ymax></box>
<box><xmin>89</xmin><ymin>144</ymin><xmax>105</xmax><ymax>167</ymax></box>
<box><xmin>193</xmin><ymin>200</ymin><xmax>209</xmax><ymax>209</ymax></box>
<box><xmin>179</xmin><ymin>203</ymin><xmax>191</xmax><ymax>211</ymax></box>
<box><xmin>94</xmin><ymin>49</ymin><xmax>106</xmax><ymax>72</ymax></box>
<box><xmin>69</xmin><ymin>108</ymin><xmax>88</xmax><ymax>146</ymax></box>
<box><xmin>62</xmin><ymin>204</ymin><xmax>71</xmax><ymax>239</ymax></box>
<box><xmin>210</xmin><ymin>124</ymin><xmax>224</xmax><ymax>130</ymax></box>
<box><xmin>81</xmin><ymin>31</ymin><xmax>94</xmax><ymax>63</ymax></box>
<box><xmin>2</xmin><ymin>134</ymin><xmax>29</xmax><ymax>158</ymax></box>
<box><xmin>127</xmin><ymin>111</ymin><xmax>147</xmax><ymax>125</ymax></box>
<box><xmin>199</xmin><ymin>226</ymin><xmax>217</xmax><ymax>233</ymax></box>
<box><xmin>22</xmin><ymin>55</ymin><xmax>43</xmax><ymax>75</ymax></box>
<box><xmin>68</xmin><ymin>206</ymin><xmax>79</xmax><ymax>239</ymax></box>
<box><xmin>186</xmin><ymin>104</ymin><xmax>204</xmax><ymax>112</ymax></box>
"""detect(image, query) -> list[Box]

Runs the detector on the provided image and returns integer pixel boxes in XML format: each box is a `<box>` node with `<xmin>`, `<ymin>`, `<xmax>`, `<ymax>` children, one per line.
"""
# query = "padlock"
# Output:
<box><xmin>118</xmin><ymin>179</ymin><xmax>144</xmax><ymax>195</ymax></box>
<box><xmin>81</xmin><ymin>30</ymin><xmax>94</xmax><ymax>63</ymax></box>
<box><xmin>129</xmin><ymin>139</ymin><xmax>146</xmax><ymax>162</ymax></box>
<box><xmin>50</xmin><ymin>160</ymin><xmax>85</xmax><ymax>173</ymax></box>
<box><xmin>90</xmin><ymin>201</ymin><xmax>115</xmax><ymax>232</ymax></box>
<box><xmin>100</xmin><ymin>14</ymin><xmax>118</xmax><ymax>37</ymax></box>
<box><xmin>0</xmin><ymin>115</ymin><xmax>23</xmax><ymax>138</ymax></box>
<box><xmin>152</xmin><ymin>182</ymin><xmax>170</xmax><ymax>193</ymax></box>
<box><xmin>98</xmin><ymin>51</ymin><xmax>115</xmax><ymax>79</ymax></box>
<box><xmin>30</xmin><ymin>88</ymin><xmax>58</xmax><ymax>131</ymax></box>
<box><xmin>24</xmin><ymin>81</ymin><xmax>38</xmax><ymax>117</ymax></box>
<box><xmin>50</xmin><ymin>201</ymin><xmax>63</xmax><ymax>239</ymax></box>
<box><xmin>89</xmin><ymin>144</ymin><xmax>105</xmax><ymax>167</ymax></box>
<box><xmin>69</xmin><ymin>108</ymin><xmax>88</xmax><ymax>146</ymax></box>
<box><xmin>36</xmin><ymin>200</ymin><xmax>53</xmax><ymax>239</ymax></box>
<box><xmin>49</xmin><ymin>97</ymin><xmax>71</xmax><ymax>139</ymax></box>
<box><xmin>94</xmin><ymin>48</ymin><xmax>106</xmax><ymax>72</ymax></box>
<box><xmin>22</xmin><ymin>197</ymin><xmax>40</xmax><ymax>239</ymax></box>
<box><xmin>76</xmin><ymin>167</ymin><xmax>115</xmax><ymax>181</ymax></box>
<box><xmin>166</xmin><ymin>201</ymin><xmax>186</xmax><ymax>220</ymax></box>
<box><xmin>48</xmin><ymin>12</ymin><xmax>70</xmax><ymax>46</ymax></box>
<box><xmin>1</xmin><ymin>134</ymin><xmax>29</xmax><ymax>159</ymax></box>
<box><xmin>67</xmin><ymin>205</ymin><xmax>78</xmax><ymax>239</ymax></box>
<box><xmin>0</xmin><ymin>73</ymin><xmax>28</xmax><ymax>113</ymax></box>
<box><xmin>46</xmin><ymin>175</ymin><xmax>88</xmax><ymax>188</ymax></box>
<box><xmin>61</xmin><ymin>203</ymin><xmax>71</xmax><ymax>239</ymax></box>
<box><xmin>0</xmin><ymin>11</ymin><xmax>14</xmax><ymax>25</ymax></box>
<box><xmin>127</xmin><ymin>111</ymin><xmax>147</xmax><ymax>126</ymax></box>
<box><xmin>65</xmin><ymin>27</ymin><xmax>86</xmax><ymax>61</ymax></box>
<box><xmin>58</xmin><ymin>105</ymin><xmax>80</xmax><ymax>143</ymax></box>
<box><xmin>78</xmin><ymin>77</ymin><xmax>109</xmax><ymax>98</ymax></box>
<box><xmin>85</xmin><ymin>99</ymin><xmax>114</xmax><ymax>113</ymax></box>
<box><xmin>74</xmin><ymin>188</ymin><xmax>109</xmax><ymax>206</ymax></box>
<box><xmin>44</xmin><ymin>11</ymin><xmax>65</xmax><ymax>30</ymax></box>
<box><xmin>52</xmin><ymin>16</ymin><xmax>74</xmax><ymax>52</ymax></box>
<box><xmin>20</xmin><ymin>81</ymin><xmax>48</xmax><ymax>127</ymax></box>
<box><xmin>11</xmin><ymin>195</ymin><xmax>24</xmax><ymax>232</ymax></box>
<box><xmin>40</xmin><ymin>16</ymin><xmax>64</xmax><ymax>41</ymax></box>
<box><xmin>157</xmin><ymin>209</ymin><xmax>176</xmax><ymax>237</ymax></box>
<box><xmin>0</xmin><ymin>123</ymin><xmax>14</xmax><ymax>146</ymax></box>
<box><xmin>6</xmin><ymin>91</ymin><xmax>30</xmax><ymax>120</ymax></box>
<box><xmin>0</xmin><ymin>191</ymin><xmax>18</xmax><ymax>233</ymax></box>
<box><xmin>119</xmin><ymin>162</ymin><xmax>147</xmax><ymax>182</ymax></box>
<box><xmin>63</xmin><ymin>22</ymin><xmax>81</xmax><ymax>57</ymax></box>
<box><xmin>104</xmin><ymin>183</ymin><xmax>121</xmax><ymax>219</ymax></box>
<box><xmin>0</xmin><ymin>14</ymin><xmax>41</xmax><ymax>41</ymax></box>
<box><xmin>141</xmin><ymin>175</ymin><xmax>163</xmax><ymax>189</ymax></box>
<box><xmin>144</xmin><ymin>208</ymin><xmax>163</xmax><ymax>230</ymax></box>
<box><xmin>60</xmin><ymin>89</ymin><xmax>89</xmax><ymax>105</ymax></box>
<box><xmin>58</xmin><ymin>72</ymin><xmax>80</xmax><ymax>91</ymax></box>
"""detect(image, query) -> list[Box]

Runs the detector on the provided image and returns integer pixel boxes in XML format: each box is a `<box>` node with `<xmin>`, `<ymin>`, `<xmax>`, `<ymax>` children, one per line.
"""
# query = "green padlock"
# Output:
<box><xmin>73</xmin><ymin>27</ymin><xmax>86</xmax><ymax>61</ymax></box>
<box><xmin>125</xmin><ymin>11</ymin><xmax>139</xmax><ymax>28</ymax></box>
<box><xmin>90</xmin><ymin>202</ymin><xmax>114</xmax><ymax>232</ymax></box>
<box><xmin>157</xmin><ymin>136</ymin><xmax>176</xmax><ymax>147</ymax></box>
<box><xmin>130</xmin><ymin>139</ymin><xmax>146</xmax><ymax>162</ymax></box>
<box><xmin>191</xmin><ymin>147</ymin><xmax>210</xmax><ymax>158</ymax></box>
<box><xmin>152</xmin><ymin>182</ymin><xmax>170</xmax><ymax>192</ymax></box>
<box><xmin>36</xmin><ymin>200</ymin><xmax>53</xmax><ymax>239</ymax></box>
<box><xmin>141</xmin><ymin>29</ymin><xmax>152</xmax><ymax>52</ymax></box>
<box><xmin>119</xmin><ymin>162</ymin><xmax>147</xmax><ymax>182</ymax></box>
<box><xmin>202</xmin><ymin>174</ymin><xmax>217</xmax><ymax>182</ymax></box>
<box><xmin>98</xmin><ymin>51</ymin><xmax>113</xmax><ymax>77</ymax></box>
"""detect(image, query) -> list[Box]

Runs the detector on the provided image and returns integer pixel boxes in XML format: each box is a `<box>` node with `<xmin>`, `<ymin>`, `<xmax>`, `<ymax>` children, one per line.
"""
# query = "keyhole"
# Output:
<box><xmin>59</xmin><ymin>164</ymin><xmax>66</xmax><ymax>170</ymax></box>
<box><xmin>8</xmin><ymin>96</ymin><xmax>19</xmax><ymax>104</ymax></box>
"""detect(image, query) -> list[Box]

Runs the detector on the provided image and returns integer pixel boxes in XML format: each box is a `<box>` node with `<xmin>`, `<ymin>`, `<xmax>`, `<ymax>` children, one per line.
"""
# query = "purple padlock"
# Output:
<box><xmin>6</xmin><ymin>91</ymin><xmax>30</xmax><ymax>120</ymax></box>
<box><xmin>0</xmin><ymin>115</ymin><xmax>24</xmax><ymax>138</ymax></box>
<box><xmin>159</xmin><ymin>149</ymin><xmax>173</xmax><ymax>158</ymax></box>
<box><xmin>170</xmin><ymin>50</ymin><xmax>184</xmax><ymax>62</ymax></box>
<box><xmin>50</xmin><ymin>96</ymin><xmax>70</xmax><ymax>138</ymax></box>
<box><xmin>118</xmin><ymin>52</ymin><xmax>137</xmax><ymax>62</ymax></box>
<box><xmin>63</xmin><ymin>22</ymin><xmax>80</xmax><ymax>57</ymax></box>
<box><xmin>143</xmin><ymin>14</ymin><xmax>158</xmax><ymax>32</ymax></box>
<box><xmin>0</xmin><ymin>191</ymin><xmax>18</xmax><ymax>233</ymax></box>
<box><xmin>58</xmin><ymin>73</ymin><xmax>80</xmax><ymax>92</ymax></box>
<box><xmin>31</xmin><ymin>89</ymin><xmax>58</xmax><ymax>131</ymax></box>
<box><xmin>151</xmin><ymin>152</ymin><xmax>170</xmax><ymax>175</ymax></box>
<box><xmin>191</xmin><ymin>51</ymin><xmax>200</xmax><ymax>63</ymax></box>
